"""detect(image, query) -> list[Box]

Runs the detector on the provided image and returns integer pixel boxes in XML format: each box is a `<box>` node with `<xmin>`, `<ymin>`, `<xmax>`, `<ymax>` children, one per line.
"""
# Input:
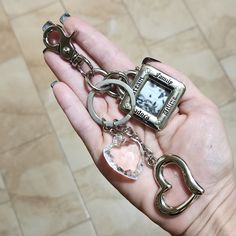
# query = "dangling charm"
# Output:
<box><xmin>120</xmin><ymin>62</ymin><xmax>186</xmax><ymax>130</ymax></box>
<box><xmin>154</xmin><ymin>154</ymin><xmax>204</xmax><ymax>215</ymax></box>
<box><xmin>103</xmin><ymin>133</ymin><xmax>144</xmax><ymax>180</ymax></box>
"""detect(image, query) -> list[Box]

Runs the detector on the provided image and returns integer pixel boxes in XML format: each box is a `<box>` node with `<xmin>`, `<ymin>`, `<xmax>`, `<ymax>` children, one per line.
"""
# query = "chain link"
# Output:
<box><xmin>69</xmin><ymin>52</ymin><xmax>137</xmax><ymax>99</ymax></box>
<box><xmin>105</xmin><ymin>72</ymin><xmax>129</xmax><ymax>98</ymax></box>
<box><xmin>70</xmin><ymin>53</ymin><xmax>94</xmax><ymax>76</ymax></box>
<box><xmin>67</xmin><ymin>48</ymin><xmax>137</xmax><ymax>97</ymax></box>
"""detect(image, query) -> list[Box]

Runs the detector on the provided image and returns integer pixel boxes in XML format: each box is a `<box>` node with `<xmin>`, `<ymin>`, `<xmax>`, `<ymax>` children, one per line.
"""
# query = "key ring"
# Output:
<box><xmin>87</xmin><ymin>79</ymin><xmax>136</xmax><ymax>128</ymax></box>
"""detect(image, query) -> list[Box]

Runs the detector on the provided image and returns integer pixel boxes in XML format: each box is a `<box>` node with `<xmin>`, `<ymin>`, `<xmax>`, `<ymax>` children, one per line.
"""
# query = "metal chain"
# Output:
<box><xmin>68</xmin><ymin>51</ymin><xmax>137</xmax><ymax>99</ymax></box>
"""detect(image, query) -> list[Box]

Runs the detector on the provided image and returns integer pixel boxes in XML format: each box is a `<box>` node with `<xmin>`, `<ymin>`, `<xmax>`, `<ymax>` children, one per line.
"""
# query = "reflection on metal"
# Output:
<box><xmin>154</xmin><ymin>154</ymin><xmax>204</xmax><ymax>215</ymax></box>
<box><xmin>120</xmin><ymin>63</ymin><xmax>186</xmax><ymax>130</ymax></box>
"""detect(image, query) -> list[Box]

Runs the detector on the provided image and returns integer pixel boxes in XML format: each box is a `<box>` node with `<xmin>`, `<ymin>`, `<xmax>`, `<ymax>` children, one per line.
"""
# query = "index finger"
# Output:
<box><xmin>62</xmin><ymin>16</ymin><xmax>134</xmax><ymax>71</ymax></box>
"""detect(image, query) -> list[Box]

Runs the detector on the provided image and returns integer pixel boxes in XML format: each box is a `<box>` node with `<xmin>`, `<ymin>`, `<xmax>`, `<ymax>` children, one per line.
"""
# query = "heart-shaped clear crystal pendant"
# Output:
<box><xmin>103</xmin><ymin>134</ymin><xmax>144</xmax><ymax>180</ymax></box>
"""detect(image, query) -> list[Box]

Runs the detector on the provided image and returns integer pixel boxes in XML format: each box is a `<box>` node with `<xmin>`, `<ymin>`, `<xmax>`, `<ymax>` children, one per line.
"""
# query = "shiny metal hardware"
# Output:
<box><xmin>87</xmin><ymin>79</ymin><xmax>136</xmax><ymax>128</ymax></box>
<box><xmin>105</xmin><ymin>71</ymin><xmax>130</xmax><ymax>98</ymax></box>
<box><xmin>85</xmin><ymin>68</ymin><xmax>110</xmax><ymax>91</ymax></box>
<box><xmin>120</xmin><ymin>63</ymin><xmax>186</xmax><ymax>130</ymax></box>
<box><xmin>43</xmin><ymin>21</ymin><xmax>107</xmax><ymax>91</ymax></box>
<box><xmin>43</xmin><ymin>21</ymin><xmax>77</xmax><ymax>61</ymax></box>
<box><xmin>43</xmin><ymin>21</ymin><xmax>94</xmax><ymax>80</ymax></box>
<box><xmin>42</xmin><ymin>22</ymin><xmax>132</xmax><ymax>94</ymax></box>
<box><xmin>154</xmin><ymin>154</ymin><xmax>204</xmax><ymax>215</ymax></box>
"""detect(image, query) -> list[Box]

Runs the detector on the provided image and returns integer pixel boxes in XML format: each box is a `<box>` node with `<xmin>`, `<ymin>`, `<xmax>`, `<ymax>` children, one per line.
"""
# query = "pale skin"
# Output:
<box><xmin>44</xmin><ymin>16</ymin><xmax>236</xmax><ymax>235</ymax></box>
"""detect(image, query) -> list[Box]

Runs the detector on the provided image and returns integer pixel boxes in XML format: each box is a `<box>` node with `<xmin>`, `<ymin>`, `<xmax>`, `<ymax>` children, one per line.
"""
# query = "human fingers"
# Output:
<box><xmin>45</xmin><ymin>47</ymin><xmax>116</xmax><ymax>121</ymax></box>
<box><xmin>51</xmin><ymin>81</ymin><xmax>103</xmax><ymax>156</ymax></box>
<box><xmin>61</xmin><ymin>16</ymin><xmax>210</xmax><ymax>116</ymax></box>
<box><xmin>62</xmin><ymin>16</ymin><xmax>134</xmax><ymax>71</ymax></box>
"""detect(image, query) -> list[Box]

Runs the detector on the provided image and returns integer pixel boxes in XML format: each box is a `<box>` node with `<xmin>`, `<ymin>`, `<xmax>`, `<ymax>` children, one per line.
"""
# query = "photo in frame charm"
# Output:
<box><xmin>120</xmin><ymin>64</ymin><xmax>186</xmax><ymax>130</ymax></box>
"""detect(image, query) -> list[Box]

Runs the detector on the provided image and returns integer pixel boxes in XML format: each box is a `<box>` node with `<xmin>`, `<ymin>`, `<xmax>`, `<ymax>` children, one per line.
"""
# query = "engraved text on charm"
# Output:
<box><xmin>120</xmin><ymin>63</ymin><xmax>186</xmax><ymax>130</ymax></box>
<box><xmin>154</xmin><ymin>154</ymin><xmax>204</xmax><ymax>215</ymax></box>
<box><xmin>103</xmin><ymin>134</ymin><xmax>144</xmax><ymax>180</ymax></box>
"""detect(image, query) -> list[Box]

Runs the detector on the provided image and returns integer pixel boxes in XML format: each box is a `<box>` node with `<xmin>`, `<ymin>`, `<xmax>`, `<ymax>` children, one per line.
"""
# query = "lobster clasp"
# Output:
<box><xmin>42</xmin><ymin>21</ymin><xmax>77</xmax><ymax>61</ymax></box>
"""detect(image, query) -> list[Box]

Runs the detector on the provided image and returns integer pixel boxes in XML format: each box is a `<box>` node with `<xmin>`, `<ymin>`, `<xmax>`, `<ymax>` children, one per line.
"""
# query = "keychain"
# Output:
<box><xmin>42</xmin><ymin>21</ymin><xmax>204</xmax><ymax>215</ymax></box>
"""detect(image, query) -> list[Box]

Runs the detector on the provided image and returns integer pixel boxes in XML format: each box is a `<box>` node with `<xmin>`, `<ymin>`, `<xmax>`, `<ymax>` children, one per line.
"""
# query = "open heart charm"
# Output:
<box><xmin>154</xmin><ymin>154</ymin><xmax>204</xmax><ymax>215</ymax></box>
<box><xmin>103</xmin><ymin>134</ymin><xmax>144</xmax><ymax>180</ymax></box>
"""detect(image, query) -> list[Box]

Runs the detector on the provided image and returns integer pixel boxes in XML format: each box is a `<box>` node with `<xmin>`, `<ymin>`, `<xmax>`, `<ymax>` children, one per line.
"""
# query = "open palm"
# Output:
<box><xmin>44</xmin><ymin>17</ymin><xmax>235</xmax><ymax>235</ymax></box>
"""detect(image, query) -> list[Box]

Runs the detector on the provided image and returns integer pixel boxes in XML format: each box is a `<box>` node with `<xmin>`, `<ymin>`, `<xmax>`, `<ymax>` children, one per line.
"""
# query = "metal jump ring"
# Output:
<box><xmin>87</xmin><ymin>79</ymin><xmax>136</xmax><ymax>128</ymax></box>
<box><xmin>85</xmin><ymin>68</ymin><xmax>110</xmax><ymax>91</ymax></box>
<box><xmin>76</xmin><ymin>55</ymin><xmax>93</xmax><ymax>77</ymax></box>
<box><xmin>125</xmin><ymin>70</ymin><xmax>137</xmax><ymax>83</ymax></box>
<box><xmin>105</xmin><ymin>72</ymin><xmax>129</xmax><ymax>98</ymax></box>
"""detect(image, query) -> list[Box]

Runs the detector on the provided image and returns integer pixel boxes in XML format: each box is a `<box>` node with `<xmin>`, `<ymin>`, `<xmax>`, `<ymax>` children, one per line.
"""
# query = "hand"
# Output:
<box><xmin>44</xmin><ymin>16</ymin><xmax>235</xmax><ymax>235</ymax></box>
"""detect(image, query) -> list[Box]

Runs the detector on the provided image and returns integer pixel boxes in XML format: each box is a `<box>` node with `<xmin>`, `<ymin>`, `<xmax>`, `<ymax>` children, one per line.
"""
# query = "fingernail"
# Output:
<box><xmin>59</xmin><ymin>12</ymin><xmax>71</xmax><ymax>24</ymax></box>
<box><xmin>50</xmin><ymin>80</ymin><xmax>58</xmax><ymax>88</ymax></box>
<box><xmin>42</xmin><ymin>21</ymin><xmax>54</xmax><ymax>32</ymax></box>
<box><xmin>142</xmin><ymin>57</ymin><xmax>162</xmax><ymax>64</ymax></box>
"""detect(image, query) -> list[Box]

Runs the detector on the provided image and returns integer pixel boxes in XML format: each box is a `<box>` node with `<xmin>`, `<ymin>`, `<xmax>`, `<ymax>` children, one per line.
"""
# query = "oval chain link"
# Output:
<box><xmin>85</xmin><ymin>68</ymin><xmax>110</xmax><ymax>91</ymax></box>
<box><xmin>69</xmin><ymin>53</ymin><xmax>138</xmax><ymax>95</ymax></box>
<box><xmin>104</xmin><ymin>71</ymin><xmax>129</xmax><ymax>98</ymax></box>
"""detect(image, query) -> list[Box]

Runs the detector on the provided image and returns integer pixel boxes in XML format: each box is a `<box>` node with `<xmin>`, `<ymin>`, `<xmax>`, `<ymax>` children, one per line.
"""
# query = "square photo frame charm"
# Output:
<box><xmin>120</xmin><ymin>64</ymin><xmax>186</xmax><ymax>130</ymax></box>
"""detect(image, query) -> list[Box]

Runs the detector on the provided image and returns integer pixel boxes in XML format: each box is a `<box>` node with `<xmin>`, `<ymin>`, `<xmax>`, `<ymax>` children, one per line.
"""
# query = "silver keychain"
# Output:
<box><xmin>42</xmin><ymin>21</ymin><xmax>204</xmax><ymax>215</ymax></box>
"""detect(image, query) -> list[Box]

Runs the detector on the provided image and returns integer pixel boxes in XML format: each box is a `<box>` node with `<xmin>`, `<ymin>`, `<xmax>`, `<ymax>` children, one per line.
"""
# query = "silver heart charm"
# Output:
<box><xmin>103</xmin><ymin>134</ymin><xmax>144</xmax><ymax>180</ymax></box>
<box><xmin>154</xmin><ymin>154</ymin><xmax>204</xmax><ymax>215</ymax></box>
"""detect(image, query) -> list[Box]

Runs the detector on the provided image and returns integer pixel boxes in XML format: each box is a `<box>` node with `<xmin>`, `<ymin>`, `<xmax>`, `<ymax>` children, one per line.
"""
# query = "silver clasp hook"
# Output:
<box><xmin>42</xmin><ymin>21</ymin><xmax>77</xmax><ymax>61</ymax></box>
